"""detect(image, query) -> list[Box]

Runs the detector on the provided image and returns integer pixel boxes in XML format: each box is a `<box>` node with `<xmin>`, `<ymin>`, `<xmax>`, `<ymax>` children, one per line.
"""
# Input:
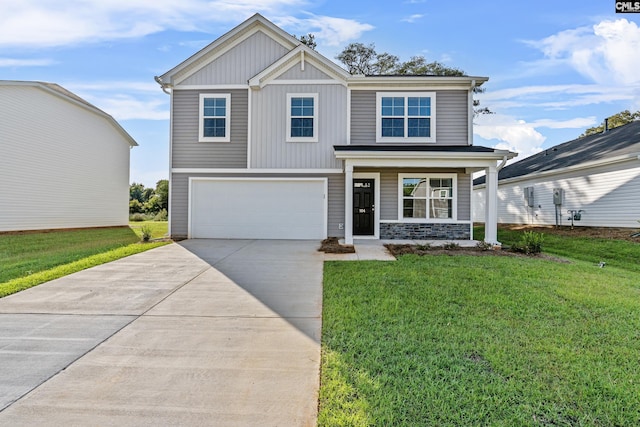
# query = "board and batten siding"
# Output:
<box><xmin>350</xmin><ymin>90</ymin><xmax>469</xmax><ymax>145</ymax></box>
<box><xmin>250</xmin><ymin>83</ymin><xmax>346</xmax><ymax>169</ymax></box>
<box><xmin>179</xmin><ymin>31</ymin><xmax>289</xmax><ymax>86</ymax></box>
<box><xmin>473</xmin><ymin>161</ymin><xmax>640</xmax><ymax>227</ymax></box>
<box><xmin>355</xmin><ymin>168</ymin><xmax>471</xmax><ymax>221</ymax></box>
<box><xmin>170</xmin><ymin>172</ymin><xmax>345</xmax><ymax>239</ymax></box>
<box><xmin>0</xmin><ymin>85</ymin><xmax>130</xmax><ymax>232</ymax></box>
<box><xmin>172</xmin><ymin>89</ymin><xmax>248</xmax><ymax>168</ymax></box>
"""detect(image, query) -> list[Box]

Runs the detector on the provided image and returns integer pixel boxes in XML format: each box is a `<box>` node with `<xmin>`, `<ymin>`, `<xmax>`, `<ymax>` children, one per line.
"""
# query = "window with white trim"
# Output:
<box><xmin>399</xmin><ymin>174</ymin><xmax>456</xmax><ymax>220</ymax></box>
<box><xmin>199</xmin><ymin>93</ymin><xmax>231</xmax><ymax>142</ymax></box>
<box><xmin>376</xmin><ymin>92</ymin><xmax>435</xmax><ymax>143</ymax></box>
<box><xmin>287</xmin><ymin>93</ymin><xmax>318</xmax><ymax>142</ymax></box>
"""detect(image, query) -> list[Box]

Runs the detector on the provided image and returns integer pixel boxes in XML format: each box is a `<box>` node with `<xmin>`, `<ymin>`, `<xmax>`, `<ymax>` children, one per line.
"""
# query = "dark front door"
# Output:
<box><xmin>353</xmin><ymin>179</ymin><xmax>375</xmax><ymax>236</ymax></box>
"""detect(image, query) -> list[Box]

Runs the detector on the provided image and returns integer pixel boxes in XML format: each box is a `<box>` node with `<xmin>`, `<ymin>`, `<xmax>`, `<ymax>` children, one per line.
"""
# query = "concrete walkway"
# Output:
<box><xmin>0</xmin><ymin>240</ymin><xmax>323</xmax><ymax>426</ymax></box>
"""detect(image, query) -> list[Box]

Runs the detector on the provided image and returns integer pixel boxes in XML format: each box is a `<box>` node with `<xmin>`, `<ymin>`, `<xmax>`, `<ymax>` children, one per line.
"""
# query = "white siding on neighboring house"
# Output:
<box><xmin>473</xmin><ymin>160</ymin><xmax>640</xmax><ymax>227</ymax></box>
<box><xmin>0</xmin><ymin>84</ymin><xmax>132</xmax><ymax>232</ymax></box>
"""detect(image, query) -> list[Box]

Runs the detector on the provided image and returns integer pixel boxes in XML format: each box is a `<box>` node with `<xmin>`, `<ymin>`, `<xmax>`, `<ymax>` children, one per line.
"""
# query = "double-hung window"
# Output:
<box><xmin>399</xmin><ymin>174</ymin><xmax>456</xmax><ymax>221</ymax></box>
<box><xmin>376</xmin><ymin>92</ymin><xmax>435</xmax><ymax>143</ymax></box>
<box><xmin>287</xmin><ymin>93</ymin><xmax>318</xmax><ymax>142</ymax></box>
<box><xmin>199</xmin><ymin>93</ymin><xmax>231</xmax><ymax>142</ymax></box>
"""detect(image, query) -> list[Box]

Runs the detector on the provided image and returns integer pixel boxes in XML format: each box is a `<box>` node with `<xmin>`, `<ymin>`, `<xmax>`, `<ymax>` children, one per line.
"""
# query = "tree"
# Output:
<box><xmin>297</xmin><ymin>33</ymin><xmax>317</xmax><ymax>50</ymax></box>
<box><xmin>580</xmin><ymin>110</ymin><xmax>640</xmax><ymax>137</ymax></box>
<box><xmin>155</xmin><ymin>179</ymin><xmax>169</xmax><ymax>211</ymax></box>
<box><xmin>129</xmin><ymin>182</ymin><xmax>145</xmax><ymax>203</ymax></box>
<box><xmin>335</xmin><ymin>43</ymin><xmax>491</xmax><ymax>114</ymax></box>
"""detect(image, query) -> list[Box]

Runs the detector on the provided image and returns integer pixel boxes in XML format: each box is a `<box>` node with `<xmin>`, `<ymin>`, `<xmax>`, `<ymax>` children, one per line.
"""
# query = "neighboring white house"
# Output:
<box><xmin>473</xmin><ymin>121</ymin><xmax>640</xmax><ymax>228</ymax></box>
<box><xmin>0</xmin><ymin>80</ymin><xmax>137</xmax><ymax>232</ymax></box>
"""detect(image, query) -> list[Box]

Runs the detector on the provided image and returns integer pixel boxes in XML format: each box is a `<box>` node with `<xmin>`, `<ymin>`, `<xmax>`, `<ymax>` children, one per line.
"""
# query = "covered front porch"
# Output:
<box><xmin>334</xmin><ymin>145</ymin><xmax>516</xmax><ymax>245</ymax></box>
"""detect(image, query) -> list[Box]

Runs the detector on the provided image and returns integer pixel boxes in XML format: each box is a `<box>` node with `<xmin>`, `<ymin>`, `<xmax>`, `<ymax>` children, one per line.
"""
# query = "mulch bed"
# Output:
<box><xmin>384</xmin><ymin>244</ymin><xmax>571</xmax><ymax>263</ymax></box>
<box><xmin>318</xmin><ymin>237</ymin><xmax>356</xmax><ymax>254</ymax></box>
<box><xmin>500</xmin><ymin>225</ymin><xmax>640</xmax><ymax>242</ymax></box>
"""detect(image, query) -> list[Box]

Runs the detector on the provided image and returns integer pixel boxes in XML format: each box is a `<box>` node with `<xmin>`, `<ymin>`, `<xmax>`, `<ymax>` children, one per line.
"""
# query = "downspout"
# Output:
<box><xmin>496</xmin><ymin>155</ymin><xmax>508</xmax><ymax>171</ymax></box>
<box><xmin>154</xmin><ymin>76</ymin><xmax>172</xmax><ymax>95</ymax></box>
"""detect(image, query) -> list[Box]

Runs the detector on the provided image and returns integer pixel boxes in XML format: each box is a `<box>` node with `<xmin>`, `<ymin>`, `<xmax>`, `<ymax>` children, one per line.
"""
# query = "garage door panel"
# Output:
<box><xmin>190</xmin><ymin>179</ymin><xmax>326</xmax><ymax>239</ymax></box>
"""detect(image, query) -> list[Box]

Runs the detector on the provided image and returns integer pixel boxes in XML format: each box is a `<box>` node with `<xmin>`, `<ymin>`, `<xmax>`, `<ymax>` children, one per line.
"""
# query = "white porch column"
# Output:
<box><xmin>484</xmin><ymin>165</ymin><xmax>499</xmax><ymax>245</ymax></box>
<box><xmin>344</xmin><ymin>162</ymin><xmax>354</xmax><ymax>245</ymax></box>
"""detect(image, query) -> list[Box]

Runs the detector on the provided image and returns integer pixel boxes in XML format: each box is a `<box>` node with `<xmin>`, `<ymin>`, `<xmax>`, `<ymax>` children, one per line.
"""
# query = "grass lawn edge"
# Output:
<box><xmin>0</xmin><ymin>240</ymin><xmax>170</xmax><ymax>298</ymax></box>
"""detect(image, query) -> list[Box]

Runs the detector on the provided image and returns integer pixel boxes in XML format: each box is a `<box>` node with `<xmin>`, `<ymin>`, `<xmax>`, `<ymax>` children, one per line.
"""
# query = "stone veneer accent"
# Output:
<box><xmin>380</xmin><ymin>222</ymin><xmax>470</xmax><ymax>240</ymax></box>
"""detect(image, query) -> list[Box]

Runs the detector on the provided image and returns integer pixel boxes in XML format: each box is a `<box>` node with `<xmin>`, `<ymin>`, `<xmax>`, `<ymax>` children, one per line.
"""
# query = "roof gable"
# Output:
<box><xmin>0</xmin><ymin>80</ymin><xmax>137</xmax><ymax>147</ymax></box>
<box><xmin>249</xmin><ymin>45</ymin><xmax>350</xmax><ymax>89</ymax></box>
<box><xmin>158</xmin><ymin>13</ymin><xmax>299</xmax><ymax>86</ymax></box>
<box><xmin>474</xmin><ymin>120</ymin><xmax>640</xmax><ymax>185</ymax></box>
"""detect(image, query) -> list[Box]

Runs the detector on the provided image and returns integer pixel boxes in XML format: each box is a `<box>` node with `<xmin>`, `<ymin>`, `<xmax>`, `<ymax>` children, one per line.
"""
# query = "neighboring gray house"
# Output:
<box><xmin>0</xmin><ymin>80</ymin><xmax>137</xmax><ymax>232</ymax></box>
<box><xmin>156</xmin><ymin>14</ymin><xmax>515</xmax><ymax>244</ymax></box>
<box><xmin>473</xmin><ymin>120</ymin><xmax>640</xmax><ymax>228</ymax></box>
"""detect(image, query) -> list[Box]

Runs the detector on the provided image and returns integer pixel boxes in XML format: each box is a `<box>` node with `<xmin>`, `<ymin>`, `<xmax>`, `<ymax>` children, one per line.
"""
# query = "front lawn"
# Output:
<box><xmin>320</xmin><ymin>241</ymin><xmax>640</xmax><ymax>424</ymax></box>
<box><xmin>0</xmin><ymin>224</ymin><xmax>169</xmax><ymax>298</ymax></box>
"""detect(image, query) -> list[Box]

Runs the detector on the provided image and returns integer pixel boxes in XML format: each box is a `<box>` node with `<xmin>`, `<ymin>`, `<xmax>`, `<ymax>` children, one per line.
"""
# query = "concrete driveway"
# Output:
<box><xmin>0</xmin><ymin>240</ymin><xmax>323</xmax><ymax>426</ymax></box>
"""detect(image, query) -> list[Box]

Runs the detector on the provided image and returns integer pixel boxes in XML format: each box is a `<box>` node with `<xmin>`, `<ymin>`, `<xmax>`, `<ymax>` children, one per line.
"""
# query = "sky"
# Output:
<box><xmin>2</xmin><ymin>1</ymin><xmax>640</xmax><ymax>187</ymax></box>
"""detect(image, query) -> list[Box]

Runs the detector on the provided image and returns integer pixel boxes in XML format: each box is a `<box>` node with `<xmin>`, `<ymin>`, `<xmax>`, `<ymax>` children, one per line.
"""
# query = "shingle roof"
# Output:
<box><xmin>474</xmin><ymin>120</ymin><xmax>640</xmax><ymax>185</ymax></box>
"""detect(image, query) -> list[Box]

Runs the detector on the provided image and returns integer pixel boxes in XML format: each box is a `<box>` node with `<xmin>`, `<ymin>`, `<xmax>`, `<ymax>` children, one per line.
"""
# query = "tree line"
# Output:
<box><xmin>129</xmin><ymin>180</ymin><xmax>168</xmax><ymax>219</ymax></box>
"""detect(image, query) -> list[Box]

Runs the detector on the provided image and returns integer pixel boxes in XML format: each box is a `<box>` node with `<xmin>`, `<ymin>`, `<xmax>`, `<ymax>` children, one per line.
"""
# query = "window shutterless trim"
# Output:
<box><xmin>199</xmin><ymin>93</ymin><xmax>231</xmax><ymax>142</ymax></box>
<box><xmin>397</xmin><ymin>173</ymin><xmax>457</xmax><ymax>222</ymax></box>
<box><xmin>286</xmin><ymin>93</ymin><xmax>318</xmax><ymax>142</ymax></box>
<box><xmin>376</xmin><ymin>92</ymin><xmax>436</xmax><ymax>143</ymax></box>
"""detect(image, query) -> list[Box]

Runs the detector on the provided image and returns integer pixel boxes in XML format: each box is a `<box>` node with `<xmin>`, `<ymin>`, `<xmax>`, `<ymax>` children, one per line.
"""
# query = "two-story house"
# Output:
<box><xmin>155</xmin><ymin>14</ymin><xmax>515</xmax><ymax>244</ymax></box>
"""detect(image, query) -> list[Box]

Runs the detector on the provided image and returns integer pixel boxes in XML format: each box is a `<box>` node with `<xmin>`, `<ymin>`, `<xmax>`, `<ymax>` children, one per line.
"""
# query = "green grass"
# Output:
<box><xmin>320</xmin><ymin>243</ymin><xmax>640</xmax><ymax>425</ymax></box>
<box><xmin>475</xmin><ymin>225</ymin><xmax>640</xmax><ymax>273</ymax></box>
<box><xmin>0</xmin><ymin>223</ymin><xmax>169</xmax><ymax>298</ymax></box>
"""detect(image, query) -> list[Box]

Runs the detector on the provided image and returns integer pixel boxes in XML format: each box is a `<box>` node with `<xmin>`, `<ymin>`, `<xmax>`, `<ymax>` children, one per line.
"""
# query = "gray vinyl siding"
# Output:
<box><xmin>250</xmin><ymin>84</ymin><xmax>346</xmax><ymax>169</ymax></box>
<box><xmin>170</xmin><ymin>172</ymin><xmax>345</xmax><ymax>239</ymax></box>
<box><xmin>172</xmin><ymin>89</ymin><xmax>247</xmax><ymax>168</ymax></box>
<box><xmin>179</xmin><ymin>31</ymin><xmax>289</xmax><ymax>86</ymax></box>
<box><xmin>276</xmin><ymin>62</ymin><xmax>333</xmax><ymax>80</ymax></box>
<box><xmin>355</xmin><ymin>168</ymin><xmax>470</xmax><ymax>221</ymax></box>
<box><xmin>350</xmin><ymin>90</ymin><xmax>469</xmax><ymax>145</ymax></box>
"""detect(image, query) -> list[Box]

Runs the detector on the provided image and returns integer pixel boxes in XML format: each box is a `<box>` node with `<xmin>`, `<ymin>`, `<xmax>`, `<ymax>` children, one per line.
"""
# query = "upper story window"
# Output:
<box><xmin>287</xmin><ymin>93</ymin><xmax>318</xmax><ymax>142</ymax></box>
<box><xmin>399</xmin><ymin>174</ymin><xmax>456</xmax><ymax>221</ymax></box>
<box><xmin>376</xmin><ymin>92</ymin><xmax>435</xmax><ymax>143</ymax></box>
<box><xmin>199</xmin><ymin>93</ymin><xmax>231</xmax><ymax>142</ymax></box>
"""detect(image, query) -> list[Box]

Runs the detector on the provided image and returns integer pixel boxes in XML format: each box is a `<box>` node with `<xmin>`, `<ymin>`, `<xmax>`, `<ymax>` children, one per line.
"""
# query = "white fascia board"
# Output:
<box><xmin>172</xmin><ymin>168</ymin><xmax>344</xmax><ymax>174</ymax></box>
<box><xmin>334</xmin><ymin>149</ymin><xmax>515</xmax><ymax>161</ymax></box>
<box><xmin>344</xmin><ymin>157</ymin><xmax>505</xmax><ymax>169</ymax></box>
<box><xmin>347</xmin><ymin>75</ymin><xmax>488</xmax><ymax>90</ymax></box>
<box><xmin>173</xmin><ymin>84</ymin><xmax>249</xmax><ymax>90</ymax></box>
<box><xmin>249</xmin><ymin>45</ymin><xmax>349</xmax><ymax>89</ymax></box>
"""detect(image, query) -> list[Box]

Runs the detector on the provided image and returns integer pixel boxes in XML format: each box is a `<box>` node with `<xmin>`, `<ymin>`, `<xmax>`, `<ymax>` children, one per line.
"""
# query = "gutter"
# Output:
<box><xmin>154</xmin><ymin>76</ymin><xmax>172</xmax><ymax>95</ymax></box>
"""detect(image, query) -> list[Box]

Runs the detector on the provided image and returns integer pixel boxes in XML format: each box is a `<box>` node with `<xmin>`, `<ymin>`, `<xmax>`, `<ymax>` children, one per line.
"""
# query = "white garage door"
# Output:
<box><xmin>190</xmin><ymin>178</ymin><xmax>327</xmax><ymax>239</ymax></box>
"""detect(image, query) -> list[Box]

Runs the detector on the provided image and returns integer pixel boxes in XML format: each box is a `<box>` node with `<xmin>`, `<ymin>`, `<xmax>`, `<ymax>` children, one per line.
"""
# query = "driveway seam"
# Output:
<box><xmin>0</xmin><ymin>265</ymin><xmax>211</xmax><ymax>413</ymax></box>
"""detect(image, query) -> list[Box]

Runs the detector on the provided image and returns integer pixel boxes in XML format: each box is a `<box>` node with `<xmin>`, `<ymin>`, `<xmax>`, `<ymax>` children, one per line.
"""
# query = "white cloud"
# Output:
<box><xmin>64</xmin><ymin>81</ymin><xmax>169</xmax><ymax>121</ymax></box>
<box><xmin>475</xmin><ymin>114</ymin><xmax>546</xmax><ymax>159</ymax></box>
<box><xmin>275</xmin><ymin>14</ymin><xmax>374</xmax><ymax>46</ymax></box>
<box><xmin>402</xmin><ymin>14</ymin><xmax>424</xmax><ymax>23</ymax></box>
<box><xmin>527</xmin><ymin>19</ymin><xmax>640</xmax><ymax>86</ymax></box>
<box><xmin>0</xmin><ymin>0</ymin><xmax>338</xmax><ymax>48</ymax></box>
<box><xmin>478</xmin><ymin>84</ymin><xmax>637</xmax><ymax>111</ymax></box>
<box><xmin>0</xmin><ymin>57</ymin><xmax>55</xmax><ymax>67</ymax></box>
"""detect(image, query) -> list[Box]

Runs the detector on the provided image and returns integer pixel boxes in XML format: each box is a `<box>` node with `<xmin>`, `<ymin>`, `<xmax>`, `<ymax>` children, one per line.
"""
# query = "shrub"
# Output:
<box><xmin>140</xmin><ymin>225</ymin><xmax>153</xmax><ymax>242</ymax></box>
<box><xmin>476</xmin><ymin>240</ymin><xmax>493</xmax><ymax>251</ymax></box>
<box><xmin>416</xmin><ymin>243</ymin><xmax>431</xmax><ymax>251</ymax></box>
<box><xmin>129</xmin><ymin>213</ymin><xmax>150</xmax><ymax>222</ymax></box>
<box><xmin>442</xmin><ymin>242</ymin><xmax>460</xmax><ymax>250</ymax></box>
<box><xmin>154</xmin><ymin>209</ymin><xmax>168</xmax><ymax>221</ymax></box>
<box><xmin>511</xmin><ymin>231</ymin><xmax>544</xmax><ymax>254</ymax></box>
